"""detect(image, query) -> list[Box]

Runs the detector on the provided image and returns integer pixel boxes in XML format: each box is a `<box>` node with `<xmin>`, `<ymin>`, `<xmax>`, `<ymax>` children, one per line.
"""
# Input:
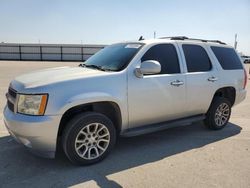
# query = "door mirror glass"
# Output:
<box><xmin>135</xmin><ymin>60</ymin><xmax>161</xmax><ymax>78</ymax></box>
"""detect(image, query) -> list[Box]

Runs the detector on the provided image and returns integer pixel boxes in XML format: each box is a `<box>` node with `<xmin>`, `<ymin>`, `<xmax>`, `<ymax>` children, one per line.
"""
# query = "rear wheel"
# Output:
<box><xmin>204</xmin><ymin>97</ymin><xmax>231</xmax><ymax>130</ymax></box>
<box><xmin>62</xmin><ymin>112</ymin><xmax>116</xmax><ymax>165</ymax></box>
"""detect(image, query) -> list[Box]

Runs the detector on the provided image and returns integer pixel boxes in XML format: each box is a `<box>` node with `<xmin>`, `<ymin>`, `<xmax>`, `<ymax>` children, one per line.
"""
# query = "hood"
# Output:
<box><xmin>12</xmin><ymin>66</ymin><xmax>106</xmax><ymax>89</ymax></box>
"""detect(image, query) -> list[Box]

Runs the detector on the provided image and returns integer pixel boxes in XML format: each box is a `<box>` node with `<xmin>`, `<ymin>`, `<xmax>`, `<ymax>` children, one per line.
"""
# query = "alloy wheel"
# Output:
<box><xmin>215</xmin><ymin>103</ymin><xmax>230</xmax><ymax>126</ymax></box>
<box><xmin>74</xmin><ymin>123</ymin><xmax>110</xmax><ymax>160</ymax></box>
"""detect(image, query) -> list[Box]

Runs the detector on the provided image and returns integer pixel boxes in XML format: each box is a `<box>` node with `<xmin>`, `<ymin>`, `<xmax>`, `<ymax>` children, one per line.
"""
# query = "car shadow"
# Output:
<box><xmin>0</xmin><ymin>122</ymin><xmax>242</xmax><ymax>188</ymax></box>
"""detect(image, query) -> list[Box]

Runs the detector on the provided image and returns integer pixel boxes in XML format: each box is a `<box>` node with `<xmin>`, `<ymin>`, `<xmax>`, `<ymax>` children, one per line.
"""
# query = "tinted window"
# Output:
<box><xmin>141</xmin><ymin>44</ymin><xmax>180</xmax><ymax>74</ymax></box>
<box><xmin>211</xmin><ymin>46</ymin><xmax>243</xmax><ymax>70</ymax></box>
<box><xmin>183</xmin><ymin>44</ymin><xmax>212</xmax><ymax>72</ymax></box>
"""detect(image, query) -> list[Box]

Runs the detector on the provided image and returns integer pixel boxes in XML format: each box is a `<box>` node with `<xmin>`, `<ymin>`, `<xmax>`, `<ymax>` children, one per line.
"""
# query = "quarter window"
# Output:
<box><xmin>211</xmin><ymin>46</ymin><xmax>243</xmax><ymax>70</ymax></box>
<box><xmin>141</xmin><ymin>44</ymin><xmax>180</xmax><ymax>74</ymax></box>
<box><xmin>183</xmin><ymin>44</ymin><xmax>212</xmax><ymax>72</ymax></box>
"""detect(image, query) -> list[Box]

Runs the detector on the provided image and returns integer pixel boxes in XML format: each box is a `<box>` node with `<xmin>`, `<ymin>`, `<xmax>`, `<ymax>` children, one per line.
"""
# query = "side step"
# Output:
<box><xmin>121</xmin><ymin>115</ymin><xmax>205</xmax><ymax>137</ymax></box>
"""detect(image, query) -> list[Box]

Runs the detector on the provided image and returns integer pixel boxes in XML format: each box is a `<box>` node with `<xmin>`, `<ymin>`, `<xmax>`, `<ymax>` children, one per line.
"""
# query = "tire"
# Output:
<box><xmin>62</xmin><ymin>112</ymin><xmax>116</xmax><ymax>165</ymax></box>
<box><xmin>204</xmin><ymin>97</ymin><xmax>231</xmax><ymax>130</ymax></box>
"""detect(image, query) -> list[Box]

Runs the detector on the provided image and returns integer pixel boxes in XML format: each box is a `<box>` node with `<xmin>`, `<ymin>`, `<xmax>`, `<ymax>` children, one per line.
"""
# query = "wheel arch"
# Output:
<box><xmin>212</xmin><ymin>86</ymin><xmax>236</xmax><ymax>106</ymax></box>
<box><xmin>56</xmin><ymin>101</ymin><xmax>122</xmax><ymax>151</ymax></box>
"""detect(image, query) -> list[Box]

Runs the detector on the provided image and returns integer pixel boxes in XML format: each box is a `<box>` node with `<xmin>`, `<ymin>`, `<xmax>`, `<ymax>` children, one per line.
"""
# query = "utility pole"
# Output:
<box><xmin>234</xmin><ymin>34</ymin><xmax>238</xmax><ymax>49</ymax></box>
<box><xmin>154</xmin><ymin>31</ymin><xmax>156</xmax><ymax>39</ymax></box>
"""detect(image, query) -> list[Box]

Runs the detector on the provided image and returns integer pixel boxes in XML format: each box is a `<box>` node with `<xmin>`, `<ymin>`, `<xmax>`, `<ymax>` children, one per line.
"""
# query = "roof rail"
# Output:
<box><xmin>159</xmin><ymin>36</ymin><xmax>188</xmax><ymax>40</ymax></box>
<box><xmin>159</xmin><ymin>36</ymin><xmax>226</xmax><ymax>45</ymax></box>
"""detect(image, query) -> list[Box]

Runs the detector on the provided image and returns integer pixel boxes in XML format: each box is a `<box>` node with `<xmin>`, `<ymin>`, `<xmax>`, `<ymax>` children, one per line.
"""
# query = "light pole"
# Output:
<box><xmin>234</xmin><ymin>34</ymin><xmax>238</xmax><ymax>49</ymax></box>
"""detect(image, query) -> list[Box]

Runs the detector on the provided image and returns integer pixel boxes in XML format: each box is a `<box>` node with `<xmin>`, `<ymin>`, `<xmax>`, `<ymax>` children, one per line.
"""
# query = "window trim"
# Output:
<box><xmin>182</xmin><ymin>44</ymin><xmax>213</xmax><ymax>73</ymax></box>
<box><xmin>140</xmin><ymin>43</ymin><xmax>182</xmax><ymax>76</ymax></box>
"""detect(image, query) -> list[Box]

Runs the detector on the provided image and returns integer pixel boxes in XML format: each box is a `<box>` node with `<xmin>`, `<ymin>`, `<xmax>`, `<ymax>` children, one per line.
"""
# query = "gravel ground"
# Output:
<box><xmin>0</xmin><ymin>61</ymin><xmax>250</xmax><ymax>188</ymax></box>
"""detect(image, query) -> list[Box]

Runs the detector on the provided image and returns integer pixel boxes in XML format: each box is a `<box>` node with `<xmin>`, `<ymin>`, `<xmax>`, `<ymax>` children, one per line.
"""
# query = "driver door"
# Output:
<box><xmin>128</xmin><ymin>43</ymin><xmax>187</xmax><ymax>128</ymax></box>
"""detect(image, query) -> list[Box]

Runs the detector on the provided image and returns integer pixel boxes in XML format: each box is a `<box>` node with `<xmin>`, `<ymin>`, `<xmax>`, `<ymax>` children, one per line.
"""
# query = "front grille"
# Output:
<box><xmin>7</xmin><ymin>100</ymin><xmax>14</xmax><ymax>112</ymax></box>
<box><xmin>8</xmin><ymin>87</ymin><xmax>17</xmax><ymax>99</ymax></box>
<box><xmin>7</xmin><ymin>87</ymin><xmax>17</xmax><ymax>112</ymax></box>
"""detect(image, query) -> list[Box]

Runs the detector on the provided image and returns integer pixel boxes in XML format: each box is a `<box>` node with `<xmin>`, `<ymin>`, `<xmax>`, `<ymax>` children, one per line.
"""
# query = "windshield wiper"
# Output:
<box><xmin>79</xmin><ymin>64</ymin><xmax>105</xmax><ymax>71</ymax></box>
<box><xmin>79</xmin><ymin>64</ymin><xmax>115</xmax><ymax>72</ymax></box>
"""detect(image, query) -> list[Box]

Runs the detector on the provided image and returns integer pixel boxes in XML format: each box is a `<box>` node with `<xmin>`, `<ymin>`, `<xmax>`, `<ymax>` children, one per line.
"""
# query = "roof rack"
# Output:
<box><xmin>159</xmin><ymin>36</ymin><xmax>226</xmax><ymax>45</ymax></box>
<box><xmin>159</xmin><ymin>36</ymin><xmax>188</xmax><ymax>40</ymax></box>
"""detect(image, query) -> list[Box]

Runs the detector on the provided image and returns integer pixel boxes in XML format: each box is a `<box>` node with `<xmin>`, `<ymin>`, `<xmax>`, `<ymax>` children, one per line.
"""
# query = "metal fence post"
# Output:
<box><xmin>60</xmin><ymin>46</ymin><xmax>63</xmax><ymax>61</ymax></box>
<box><xmin>81</xmin><ymin>46</ymin><xmax>84</xmax><ymax>61</ymax></box>
<box><xmin>19</xmin><ymin>45</ymin><xmax>22</xmax><ymax>60</ymax></box>
<box><xmin>40</xmin><ymin>46</ymin><xmax>42</xmax><ymax>61</ymax></box>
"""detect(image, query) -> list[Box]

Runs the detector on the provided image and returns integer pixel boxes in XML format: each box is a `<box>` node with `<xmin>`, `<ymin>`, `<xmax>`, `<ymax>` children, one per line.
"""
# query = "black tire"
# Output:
<box><xmin>204</xmin><ymin>97</ymin><xmax>231</xmax><ymax>130</ymax></box>
<box><xmin>62</xmin><ymin>112</ymin><xmax>116</xmax><ymax>165</ymax></box>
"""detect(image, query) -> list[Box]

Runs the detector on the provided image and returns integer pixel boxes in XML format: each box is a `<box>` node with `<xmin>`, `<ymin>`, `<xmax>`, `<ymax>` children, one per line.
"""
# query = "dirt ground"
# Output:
<box><xmin>0</xmin><ymin>61</ymin><xmax>250</xmax><ymax>188</ymax></box>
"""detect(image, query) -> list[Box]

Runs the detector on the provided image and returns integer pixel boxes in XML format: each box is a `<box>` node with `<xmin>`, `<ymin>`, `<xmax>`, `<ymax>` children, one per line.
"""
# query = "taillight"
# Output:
<box><xmin>243</xmin><ymin>68</ymin><xmax>248</xmax><ymax>89</ymax></box>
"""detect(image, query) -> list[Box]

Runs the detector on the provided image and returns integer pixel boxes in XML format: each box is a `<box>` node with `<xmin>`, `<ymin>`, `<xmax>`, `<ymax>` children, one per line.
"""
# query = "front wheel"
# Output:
<box><xmin>62</xmin><ymin>112</ymin><xmax>116</xmax><ymax>165</ymax></box>
<box><xmin>204</xmin><ymin>97</ymin><xmax>231</xmax><ymax>130</ymax></box>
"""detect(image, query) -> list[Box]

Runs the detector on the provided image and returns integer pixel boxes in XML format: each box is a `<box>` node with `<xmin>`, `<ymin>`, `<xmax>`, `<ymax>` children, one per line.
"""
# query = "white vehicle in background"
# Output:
<box><xmin>241</xmin><ymin>56</ymin><xmax>250</xmax><ymax>64</ymax></box>
<box><xmin>4</xmin><ymin>36</ymin><xmax>247</xmax><ymax>165</ymax></box>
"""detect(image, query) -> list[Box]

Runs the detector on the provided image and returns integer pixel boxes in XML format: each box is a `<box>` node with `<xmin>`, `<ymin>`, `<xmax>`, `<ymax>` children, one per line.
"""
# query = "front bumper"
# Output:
<box><xmin>3</xmin><ymin>106</ymin><xmax>62</xmax><ymax>158</ymax></box>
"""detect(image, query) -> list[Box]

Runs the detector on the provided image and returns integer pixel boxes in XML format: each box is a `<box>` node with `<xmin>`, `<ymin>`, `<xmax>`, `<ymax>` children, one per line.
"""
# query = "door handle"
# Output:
<box><xmin>208</xmin><ymin>76</ymin><xmax>218</xmax><ymax>82</ymax></box>
<box><xmin>171</xmin><ymin>80</ymin><xmax>184</xmax><ymax>86</ymax></box>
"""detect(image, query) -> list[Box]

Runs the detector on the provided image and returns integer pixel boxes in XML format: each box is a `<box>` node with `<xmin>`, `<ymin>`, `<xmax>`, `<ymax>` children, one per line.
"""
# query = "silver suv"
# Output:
<box><xmin>4</xmin><ymin>36</ymin><xmax>247</xmax><ymax>165</ymax></box>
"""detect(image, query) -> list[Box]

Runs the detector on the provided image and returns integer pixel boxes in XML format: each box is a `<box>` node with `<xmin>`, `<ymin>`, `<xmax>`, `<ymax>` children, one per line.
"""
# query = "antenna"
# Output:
<box><xmin>139</xmin><ymin>36</ymin><xmax>144</xmax><ymax>41</ymax></box>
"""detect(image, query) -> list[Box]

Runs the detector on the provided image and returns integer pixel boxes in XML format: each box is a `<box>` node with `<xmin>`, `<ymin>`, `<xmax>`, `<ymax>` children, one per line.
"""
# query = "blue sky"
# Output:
<box><xmin>0</xmin><ymin>0</ymin><xmax>249</xmax><ymax>54</ymax></box>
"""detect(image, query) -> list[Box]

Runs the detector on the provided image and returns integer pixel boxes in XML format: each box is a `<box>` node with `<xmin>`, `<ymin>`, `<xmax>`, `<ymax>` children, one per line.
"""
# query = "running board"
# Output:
<box><xmin>121</xmin><ymin>115</ymin><xmax>205</xmax><ymax>137</ymax></box>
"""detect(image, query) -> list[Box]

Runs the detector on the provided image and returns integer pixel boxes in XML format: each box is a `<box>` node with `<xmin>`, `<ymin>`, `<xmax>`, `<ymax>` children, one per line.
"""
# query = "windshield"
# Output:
<box><xmin>82</xmin><ymin>43</ymin><xmax>143</xmax><ymax>71</ymax></box>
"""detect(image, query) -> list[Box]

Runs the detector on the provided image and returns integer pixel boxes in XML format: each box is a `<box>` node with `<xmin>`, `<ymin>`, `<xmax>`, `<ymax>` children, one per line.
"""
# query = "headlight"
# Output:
<box><xmin>17</xmin><ymin>94</ymin><xmax>48</xmax><ymax>115</ymax></box>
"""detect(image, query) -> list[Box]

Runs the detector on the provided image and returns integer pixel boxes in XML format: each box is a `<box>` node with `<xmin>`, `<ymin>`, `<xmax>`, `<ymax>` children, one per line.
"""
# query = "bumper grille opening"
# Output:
<box><xmin>8</xmin><ymin>87</ymin><xmax>17</xmax><ymax>99</ymax></box>
<box><xmin>7</xmin><ymin>87</ymin><xmax>17</xmax><ymax>112</ymax></box>
<box><xmin>7</xmin><ymin>100</ymin><xmax>14</xmax><ymax>112</ymax></box>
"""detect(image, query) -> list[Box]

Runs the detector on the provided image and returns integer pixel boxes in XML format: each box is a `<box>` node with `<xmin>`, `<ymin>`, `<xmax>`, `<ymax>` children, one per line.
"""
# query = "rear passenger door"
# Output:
<box><xmin>178</xmin><ymin>43</ymin><xmax>219</xmax><ymax>116</ymax></box>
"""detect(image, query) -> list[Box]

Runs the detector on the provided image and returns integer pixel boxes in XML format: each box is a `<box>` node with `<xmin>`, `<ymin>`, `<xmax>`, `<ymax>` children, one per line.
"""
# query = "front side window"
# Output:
<box><xmin>183</xmin><ymin>44</ymin><xmax>212</xmax><ymax>72</ymax></box>
<box><xmin>83</xmin><ymin>43</ymin><xmax>143</xmax><ymax>71</ymax></box>
<box><xmin>211</xmin><ymin>46</ymin><xmax>243</xmax><ymax>70</ymax></box>
<box><xmin>141</xmin><ymin>44</ymin><xmax>180</xmax><ymax>74</ymax></box>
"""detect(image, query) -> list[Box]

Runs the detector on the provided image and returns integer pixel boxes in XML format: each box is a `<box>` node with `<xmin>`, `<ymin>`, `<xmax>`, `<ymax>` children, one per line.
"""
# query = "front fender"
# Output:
<box><xmin>55</xmin><ymin>92</ymin><xmax>128</xmax><ymax>131</ymax></box>
<box><xmin>59</xmin><ymin>92</ymin><xmax>123</xmax><ymax>114</ymax></box>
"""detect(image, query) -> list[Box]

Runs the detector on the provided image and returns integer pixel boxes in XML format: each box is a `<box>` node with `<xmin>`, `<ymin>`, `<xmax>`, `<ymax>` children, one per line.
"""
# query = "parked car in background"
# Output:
<box><xmin>242</xmin><ymin>56</ymin><xmax>250</xmax><ymax>64</ymax></box>
<box><xmin>4</xmin><ymin>36</ymin><xmax>247</xmax><ymax>165</ymax></box>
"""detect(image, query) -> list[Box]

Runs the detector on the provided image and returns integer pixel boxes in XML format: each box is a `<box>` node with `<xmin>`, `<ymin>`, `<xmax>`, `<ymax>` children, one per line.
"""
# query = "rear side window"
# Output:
<box><xmin>141</xmin><ymin>44</ymin><xmax>180</xmax><ymax>74</ymax></box>
<box><xmin>182</xmin><ymin>44</ymin><xmax>212</xmax><ymax>72</ymax></box>
<box><xmin>211</xmin><ymin>46</ymin><xmax>243</xmax><ymax>70</ymax></box>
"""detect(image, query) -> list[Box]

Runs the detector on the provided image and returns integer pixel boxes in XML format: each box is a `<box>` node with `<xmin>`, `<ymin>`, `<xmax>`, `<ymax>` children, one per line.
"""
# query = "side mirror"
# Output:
<box><xmin>135</xmin><ymin>60</ymin><xmax>161</xmax><ymax>78</ymax></box>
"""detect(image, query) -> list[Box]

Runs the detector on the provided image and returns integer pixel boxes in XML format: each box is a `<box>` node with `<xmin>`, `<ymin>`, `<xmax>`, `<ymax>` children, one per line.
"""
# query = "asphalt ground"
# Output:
<box><xmin>0</xmin><ymin>61</ymin><xmax>250</xmax><ymax>188</ymax></box>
